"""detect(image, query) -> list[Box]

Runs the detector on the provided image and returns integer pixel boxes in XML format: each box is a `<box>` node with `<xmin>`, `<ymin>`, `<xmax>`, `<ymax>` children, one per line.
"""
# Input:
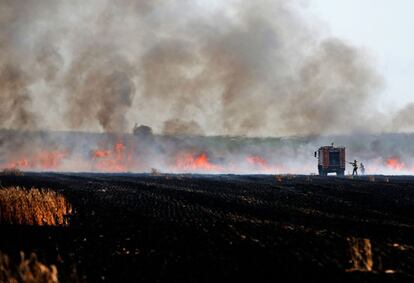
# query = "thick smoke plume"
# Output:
<box><xmin>2</xmin><ymin>0</ymin><xmax>412</xmax><ymax>175</ymax></box>
<box><xmin>0</xmin><ymin>0</ymin><xmax>386</xmax><ymax>136</ymax></box>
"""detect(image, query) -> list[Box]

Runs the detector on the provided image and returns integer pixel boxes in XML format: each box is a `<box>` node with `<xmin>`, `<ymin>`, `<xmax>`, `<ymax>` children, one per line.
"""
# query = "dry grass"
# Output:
<box><xmin>150</xmin><ymin>168</ymin><xmax>161</xmax><ymax>176</ymax></box>
<box><xmin>346</xmin><ymin>237</ymin><xmax>373</xmax><ymax>272</ymax></box>
<box><xmin>1</xmin><ymin>168</ymin><xmax>24</xmax><ymax>176</ymax></box>
<box><xmin>275</xmin><ymin>174</ymin><xmax>296</xmax><ymax>182</ymax></box>
<box><xmin>0</xmin><ymin>251</ymin><xmax>58</xmax><ymax>283</ymax></box>
<box><xmin>0</xmin><ymin>187</ymin><xmax>72</xmax><ymax>226</ymax></box>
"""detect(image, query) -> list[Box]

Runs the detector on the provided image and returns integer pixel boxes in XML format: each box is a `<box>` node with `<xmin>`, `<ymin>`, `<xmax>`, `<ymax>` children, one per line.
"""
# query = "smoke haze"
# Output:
<box><xmin>0</xmin><ymin>0</ymin><xmax>392</xmax><ymax>136</ymax></box>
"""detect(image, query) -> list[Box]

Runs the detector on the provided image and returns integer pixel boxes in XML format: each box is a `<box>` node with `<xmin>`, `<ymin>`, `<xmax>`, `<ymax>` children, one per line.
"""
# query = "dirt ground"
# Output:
<box><xmin>1</xmin><ymin>173</ymin><xmax>413</xmax><ymax>282</ymax></box>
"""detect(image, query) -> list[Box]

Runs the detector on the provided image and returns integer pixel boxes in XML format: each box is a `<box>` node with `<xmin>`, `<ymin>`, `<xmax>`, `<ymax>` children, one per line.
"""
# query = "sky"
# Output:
<box><xmin>309</xmin><ymin>0</ymin><xmax>414</xmax><ymax>112</ymax></box>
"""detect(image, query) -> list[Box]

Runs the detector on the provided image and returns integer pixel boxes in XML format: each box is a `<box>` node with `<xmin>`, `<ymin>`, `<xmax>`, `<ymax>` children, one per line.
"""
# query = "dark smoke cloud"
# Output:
<box><xmin>163</xmin><ymin>119</ymin><xmax>204</xmax><ymax>136</ymax></box>
<box><xmin>391</xmin><ymin>103</ymin><xmax>414</xmax><ymax>132</ymax></box>
<box><xmin>278</xmin><ymin>39</ymin><xmax>383</xmax><ymax>135</ymax></box>
<box><xmin>64</xmin><ymin>51</ymin><xmax>135</xmax><ymax>132</ymax></box>
<box><xmin>0</xmin><ymin>0</ymin><xmax>390</xmax><ymax>136</ymax></box>
<box><xmin>0</xmin><ymin>65</ymin><xmax>36</xmax><ymax>129</ymax></box>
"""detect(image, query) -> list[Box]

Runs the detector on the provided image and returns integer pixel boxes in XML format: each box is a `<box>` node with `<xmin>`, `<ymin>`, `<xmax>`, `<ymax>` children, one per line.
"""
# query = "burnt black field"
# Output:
<box><xmin>1</xmin><ymin>173</ymin><xmax>414</xmax><ymax>282</ymax></box>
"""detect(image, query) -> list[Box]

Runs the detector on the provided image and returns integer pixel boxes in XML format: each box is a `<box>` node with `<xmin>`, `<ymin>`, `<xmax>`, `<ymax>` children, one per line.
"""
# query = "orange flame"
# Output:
<box><xmin>246</xmin><ymin>155</ymin><xmax>272</xmax><ymax>171</ymax></box>
<box><xmin>93</xmin><ymin>150</ymin><xmax>110</xmax><ymax>158</ymax></box>
<box><xmin>91</xmin><ymin>141</ymin><xmax>133</xmax><ymax>172</ymax></box>
<box><xmin>5</xmin><ymin>150</ymin><xmax>66</xmax><ymax>170</ymax></box>
<box><xmin>386</xmin><ymin>158</ymin><xmax>405</xmax><ymax>171</ymax></box>
<box><xmin>175</xmin><ymin>152</ymin><xmax>220</xmax><ymax>172</ymax></box>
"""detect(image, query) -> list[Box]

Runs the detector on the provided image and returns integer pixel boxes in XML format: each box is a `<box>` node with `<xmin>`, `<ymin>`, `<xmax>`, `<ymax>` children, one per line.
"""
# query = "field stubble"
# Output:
<box><xmin>0</xmin><ymin>173</ymin><xmax>413</xmax><ymax>282</ymax></box>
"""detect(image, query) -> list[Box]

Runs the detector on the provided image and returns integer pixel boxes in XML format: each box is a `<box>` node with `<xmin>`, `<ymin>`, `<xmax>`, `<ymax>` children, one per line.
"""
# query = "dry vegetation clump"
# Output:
<box><xmin>1</xmin><ymin>168</ymin><xmax>24</xmax><ymax>176</ymax></box>
<box><xmin>150</xmin><ymin>168</ymin><xmax>161</xmax><ymax>176</ymax></box>
<box><xmin>0</xmin><ymin>251</ymin><xmax>58</xmax><ymax>283</ymax></box>
<box><xmin>286</xmin><ymin>175</ymin><xmax>296</xmax><ymax>180</ymax></box>
<box><xmin>346</xmin><ymin>237</ymin><xmax>374</xmax><ymax>272</ymax></box>
<box><xmin>0</xmin><ymin>187</ymin><xmax>72</xmax><ymax>226</ymax></box>
<box><xmin>275</xmin><ymin>175</ymin><xmax>284</xmax><ymax>182</ymax></box>
<box><xmin>275</xmin><ymin>174</ymin><xmax>297</xmax><ymax>182</ymax></box>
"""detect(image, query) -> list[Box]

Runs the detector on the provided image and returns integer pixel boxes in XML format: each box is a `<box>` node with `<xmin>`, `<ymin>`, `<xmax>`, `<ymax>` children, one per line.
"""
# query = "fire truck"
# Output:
<box><xmin>315</xmin><ymin>143</ymin><xmax>345</xmax><ymax>176</ymax></box>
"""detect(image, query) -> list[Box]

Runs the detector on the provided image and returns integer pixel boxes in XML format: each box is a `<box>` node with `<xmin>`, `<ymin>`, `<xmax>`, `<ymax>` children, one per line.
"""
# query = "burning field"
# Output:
<box><xmin>1</xmin><ymin>173</ymin><xmax>414</xmax><ymax>282</ymax></box>
<box><xmin>2</xmin><ymin>131</ymin><xmax>414</xmax><ymax>282</ymax></box>
<box><xmin>2</xmin><ymin>130</ymin><xmax>414</xmax><ymax>175</ymax></box>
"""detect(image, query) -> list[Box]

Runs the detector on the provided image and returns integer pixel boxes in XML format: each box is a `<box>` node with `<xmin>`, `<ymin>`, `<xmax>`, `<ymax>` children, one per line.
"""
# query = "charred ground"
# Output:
<box><xmin>1</xmin><ymin>173</ymin><xmax>414</xmax><ymax>282</ymax></box>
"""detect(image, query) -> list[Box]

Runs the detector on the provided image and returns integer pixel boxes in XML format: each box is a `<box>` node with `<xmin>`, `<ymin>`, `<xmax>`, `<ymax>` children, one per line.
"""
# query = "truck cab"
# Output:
<box><xmin>315</xmin><ymin>144</ymin><xmax>345</xmax><ymax>176</ymax></box>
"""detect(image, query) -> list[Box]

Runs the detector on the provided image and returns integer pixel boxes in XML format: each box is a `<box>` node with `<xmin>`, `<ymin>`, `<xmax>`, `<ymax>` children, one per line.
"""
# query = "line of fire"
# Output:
<box><xmin>0</xmin><ymin>127</ymin><xmax>410</xmax><ymax>175</ymax></box>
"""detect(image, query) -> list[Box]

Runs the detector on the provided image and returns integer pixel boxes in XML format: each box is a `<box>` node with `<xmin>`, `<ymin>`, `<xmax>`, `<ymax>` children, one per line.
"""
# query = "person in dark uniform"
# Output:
<box><xmin>360</xmin><ymin>163</ymin><xmax>365</xmax><ymax>175</ymax></box>
<box><xmin>349</xmin><ymin>160</ymin><xmax>358</xmax><ymax>176</ymax></box>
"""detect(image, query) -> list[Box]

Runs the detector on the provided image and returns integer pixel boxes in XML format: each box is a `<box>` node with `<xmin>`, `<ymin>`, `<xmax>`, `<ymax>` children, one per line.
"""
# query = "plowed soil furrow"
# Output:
<box><xmin>1</xmin><ymin>173</ymin><xmax>414</xmax><ymax>282</ymax></box>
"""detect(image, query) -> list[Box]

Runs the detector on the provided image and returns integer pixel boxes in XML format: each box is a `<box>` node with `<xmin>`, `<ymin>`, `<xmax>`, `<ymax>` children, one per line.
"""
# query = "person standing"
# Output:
<box><xmin>349</xmin><ymin>160</ymin><xmax>358</xmax><ymax>176</ymax></box>
<box><xmin>360</xmin><ymin>163</ymin><xmax>365</xmax><ymax>175</ymax></box>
